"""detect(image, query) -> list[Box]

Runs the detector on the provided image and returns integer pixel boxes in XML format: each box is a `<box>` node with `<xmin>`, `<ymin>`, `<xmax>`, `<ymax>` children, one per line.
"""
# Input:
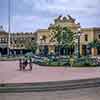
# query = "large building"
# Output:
<box><xmin>0</xmin><ymin>26</ymin><xmax>8</xmax><ymax>55</ymax></box>
<box><xmin>35</xmin><ymin>15</ymin><xmax>100</xmax><ymax>57</ymax></box>
<box><xmin>35</xmin><ymin>15</ymin><xmax>80</xmax><ymax>56</ymax></box>
<box><xmin>0</xmin><ymin>25</ymin><xmax>36</xmax><ymax>55</ymax></box>
<box><xmin>0</xmin><ymin>15</ymin><xmax>100</xmax><ymax>57</ymax></box>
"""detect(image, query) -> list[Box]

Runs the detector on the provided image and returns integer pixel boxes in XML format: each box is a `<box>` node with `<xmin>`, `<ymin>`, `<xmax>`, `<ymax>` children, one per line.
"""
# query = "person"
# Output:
<box><xmin>19</xmin><ymin>59</ymin><xmax>23</xmax><ymax>71</ymax></box>
<box><xmin>23</xmin><ymin>58</ymin><xmax>28</xmax><ymax>71</ymax></box>
<box><xmin>29</xmin><ymin>58</ymin><xmax>32</xmax><ymax>71</ymax></box>
<box><xmin>69</xmin><ymin>57</ymin><xmax>74</xmax><ymax>67</ymax></box>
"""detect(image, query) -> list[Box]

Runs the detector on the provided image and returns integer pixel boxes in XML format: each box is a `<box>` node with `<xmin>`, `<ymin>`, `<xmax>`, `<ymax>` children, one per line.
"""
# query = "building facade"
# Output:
<box><xmin>0</xmin><ymin>26</ymin><xmax>36</xmax><ymax>56</ymax></box>
<box><xmin>81</xmin><ymin>28</ymin><xmax>100</xmax><ymax>56</ymax></box>
<box><xmin>35</xmin><ymin>15</ymin><xmax>100</xmax><ymax>57</ymax></box>
<box><xmin>0</xmin><ymin>15</ymin><xmax>100</xmax><ymax>57</ymax></box>
<box><xmin>35</xmin><ymin>15</ymin><xmax>80</xmax><ymax>56</ymax></box>
<box><xmin>0</xmin><ymin>26</ymin><xmax>8</xmax><ymax>55</ymax></box>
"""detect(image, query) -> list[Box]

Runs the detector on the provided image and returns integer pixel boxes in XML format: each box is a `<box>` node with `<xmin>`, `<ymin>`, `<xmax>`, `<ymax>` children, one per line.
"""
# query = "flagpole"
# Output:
<box><xmin>8</xmin><ymin>0</ymin><xmax>11</xmax><ymax>56</ymax></box>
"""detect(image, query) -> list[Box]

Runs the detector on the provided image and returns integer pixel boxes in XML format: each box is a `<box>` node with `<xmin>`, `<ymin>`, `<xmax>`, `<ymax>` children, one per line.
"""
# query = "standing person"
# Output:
<box><xmin>29</xmin><ymin>58</ymin><xmax>32</xmax><ymax>71</ymax></box>
<box><xmin>19</xmin><ymin>59</ymin><xmax>22</xmax><ymax>71</ymax></box>
<box><xmin>69</xmin><ymin>56</ymin><xmax>74</xmax><ymax>67</ymax></box>
<box><xmin>23</xmin><ymin>58</ymin><xmax>28</xmax><ymax>71</ymax></box>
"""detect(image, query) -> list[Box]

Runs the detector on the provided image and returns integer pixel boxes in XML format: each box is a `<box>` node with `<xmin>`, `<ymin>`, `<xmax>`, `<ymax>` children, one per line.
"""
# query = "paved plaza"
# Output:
<box><xmin>0</xmin><ymin>61</ymin><xmax>100</xmax><ymax>100</ymax></box>
<box><xmin>0</xmin><ymin>61</ymin><xmax>100</xmax><ymax>84</ymax></box>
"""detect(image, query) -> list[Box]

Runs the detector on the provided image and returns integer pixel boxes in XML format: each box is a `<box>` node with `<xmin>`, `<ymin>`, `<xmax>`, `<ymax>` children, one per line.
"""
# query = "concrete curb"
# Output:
<box><xmin>0</xmin><ymin>78</ymin><xmax>100</xmax><ymax>93</ymax></box>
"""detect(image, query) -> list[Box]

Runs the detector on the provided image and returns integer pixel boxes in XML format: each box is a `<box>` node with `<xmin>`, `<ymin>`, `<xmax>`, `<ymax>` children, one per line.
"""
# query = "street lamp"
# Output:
<box><xmin>77</xmin><ymin>28</ymin><xmax>81</xmax><ymax>58</ymax></box>
<box><xmin>39</xmin><ymin>36</ymin><xmax>43</xmax><ymax>55</ymax></box>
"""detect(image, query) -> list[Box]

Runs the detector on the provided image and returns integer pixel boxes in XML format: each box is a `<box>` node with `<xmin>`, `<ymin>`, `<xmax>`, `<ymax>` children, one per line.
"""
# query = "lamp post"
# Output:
<box><xmin>8</xmin><ymin>0</ymin><xmax>11</xmax><ymax>56</ymax></box>
<box><xmin>77</xmin><ymin>28</ymin><xmax>81</xmax><ymax>58</ymax></box>
<box><xmin>40</xmin><ymin>36</ymin><xmax>43</xmax><ymax>55</ymax></box>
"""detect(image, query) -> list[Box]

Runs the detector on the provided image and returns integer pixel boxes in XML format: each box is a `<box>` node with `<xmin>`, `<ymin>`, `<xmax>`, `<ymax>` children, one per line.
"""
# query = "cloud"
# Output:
<box><xmin>14</xmin><ymin>0</ymin><xmax>100</xmax><ymax>18</ymax></box>
<box><xmin>0</xmin><ymin>0</ymin><xmax>100</xmax><ymax>32</ymax></box>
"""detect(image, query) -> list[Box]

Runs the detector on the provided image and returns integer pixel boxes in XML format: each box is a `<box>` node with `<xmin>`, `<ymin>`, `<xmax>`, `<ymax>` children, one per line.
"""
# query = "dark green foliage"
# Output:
<box><xmin>49</xmin><ymin>25</ymin><xmax>76</xmax><ymax>56</ymax></box>
<box><xmin>89</xmin><ymin>39</ymin><xmax>100</xmax><ymax>48</ymax></box>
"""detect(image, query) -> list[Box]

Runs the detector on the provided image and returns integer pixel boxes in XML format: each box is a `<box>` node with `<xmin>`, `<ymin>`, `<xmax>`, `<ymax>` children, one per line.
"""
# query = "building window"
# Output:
<box><xmin>17</xmin><ymin>44</ymin><xmax>19</xmax><ymax>47</ymax></box>
<box><xmin>1</xmin><ymin>38</ymin><xmax>4</xmax><ymax>43</ymax></box>
<box><xmin>11</xmin><ymin>41</ymin><xmax>12</xmax><ymax>44</ymax></box>
<box><xmin>31</xmin><ymin>37</ymin><xmax>34</xmax><ymax>41</ymax></box>
<box><xmin>14</xmin><ymin>40</ymin><xmax>17</xmax><ymax>44</ymax></box>
<box><xmin>84</xmin><ymin>34</ymin><xmax>88</xmax><ymax>41</ymax></box>
<box><xmin>98</xmin><ymin>34</ymin><xmax>100</xmax><ymax>39</ymax></box>
<box><xmin>42</xmin><ymin>35</ymin><xmax>46</xmax><ymax>42</ymax></box>
<box><xmin>21</xmin><ymin>44</ymin><xmax>24</xmax><ymax>47</ymax></box>
<box><xmin>4</xmin><ymin>38</ymin><xmax>6</xmax><ymax>43</ymax></box>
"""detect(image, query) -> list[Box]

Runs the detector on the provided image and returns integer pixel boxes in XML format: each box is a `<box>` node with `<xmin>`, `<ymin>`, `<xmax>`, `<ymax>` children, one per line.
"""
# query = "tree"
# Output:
<box><xmin>88</xmin><ymin>39</ymin><xmax>100</xmax><ymax>56</ymax></box>
<box><xmin>49</xmin><ymin>25</ymin><xmax>76</xmax><ymax>56</ymax></box>
<box><xmin>49</xmin><ymin>25</ymin><xmax>63</xmax><ymax>56</ymax></box>
<box><xmin>62</xmin><ymin>27</ymin><xmax>76</xmax><ymax>55</ymax></box>
<box><xmin>89</xmin><ymin>39</ymin><xmax>100</xmax><ymax>48</ymax></box>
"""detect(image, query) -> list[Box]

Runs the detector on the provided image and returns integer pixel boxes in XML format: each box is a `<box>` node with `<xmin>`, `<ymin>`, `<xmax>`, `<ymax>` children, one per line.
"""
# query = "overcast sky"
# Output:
<box><xmin>0</xmin><ymin>0</ymin><xmax>100</xmax><ymax>32</ymax></box>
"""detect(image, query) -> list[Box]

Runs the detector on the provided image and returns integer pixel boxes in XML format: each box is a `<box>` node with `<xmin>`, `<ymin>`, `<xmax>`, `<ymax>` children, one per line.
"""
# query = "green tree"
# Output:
<box><xmin>62</xmin><ymin>27</ymin><xmax>76</xmax><ymax>55</ymax></box>
<box><xmin>49</xmin><ymin>25</ymin><xmax>63</xmax><ymax>56</ymax></box>
<box><xmin>89</xmin><ymin>39</ymin><xmax>100</xmax><ymax>48</ymax></box>
<box><xmin>49</xmin><ymin>25</ymin><xmax>76</xmax><ymax>56</ymax></box>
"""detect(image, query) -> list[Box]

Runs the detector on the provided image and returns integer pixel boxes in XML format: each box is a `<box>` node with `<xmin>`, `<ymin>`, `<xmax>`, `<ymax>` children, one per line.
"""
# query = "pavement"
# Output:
<box><xmin>1</xmin><ymin>61</ymin><xmax>100</xmax><ymax>100</ymax></box>
<box><xmin>1</xmin><ymin>87</ymin><xmax>100</xmax><ymax>100</ymax></box>
<box><xmin>0</xmin><ymin>61</ymin><xmax>100</xmax><ymax>84</ymax></box>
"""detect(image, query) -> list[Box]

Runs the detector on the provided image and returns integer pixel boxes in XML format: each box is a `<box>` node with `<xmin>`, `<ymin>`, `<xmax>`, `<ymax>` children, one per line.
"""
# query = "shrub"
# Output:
<box><xmin>74</xmin><ymin>56</ymin><xmax>96</xmax><ymax>67</ymax></box>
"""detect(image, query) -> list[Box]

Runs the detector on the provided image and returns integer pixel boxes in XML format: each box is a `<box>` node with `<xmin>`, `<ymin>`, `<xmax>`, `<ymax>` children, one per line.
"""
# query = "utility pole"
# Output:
<box><xmin>8</xmin><ymin>0</ymin><xmax>11</xmax><ymax>56</ymax></box>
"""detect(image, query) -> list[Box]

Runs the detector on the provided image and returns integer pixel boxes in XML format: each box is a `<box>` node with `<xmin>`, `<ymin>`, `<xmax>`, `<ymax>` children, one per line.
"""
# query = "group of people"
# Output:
<box><xmin>19</xmin><ymin>58</ymin><xmax>32</xmax><ymax>71</ymax></box>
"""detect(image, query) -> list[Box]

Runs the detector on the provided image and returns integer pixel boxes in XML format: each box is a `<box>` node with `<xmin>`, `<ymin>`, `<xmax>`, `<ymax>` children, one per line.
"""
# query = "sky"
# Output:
<box><xmin>0</xmin><ymin>0</ymin><xmax>100</xmax><ymax>32</ymax></box>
